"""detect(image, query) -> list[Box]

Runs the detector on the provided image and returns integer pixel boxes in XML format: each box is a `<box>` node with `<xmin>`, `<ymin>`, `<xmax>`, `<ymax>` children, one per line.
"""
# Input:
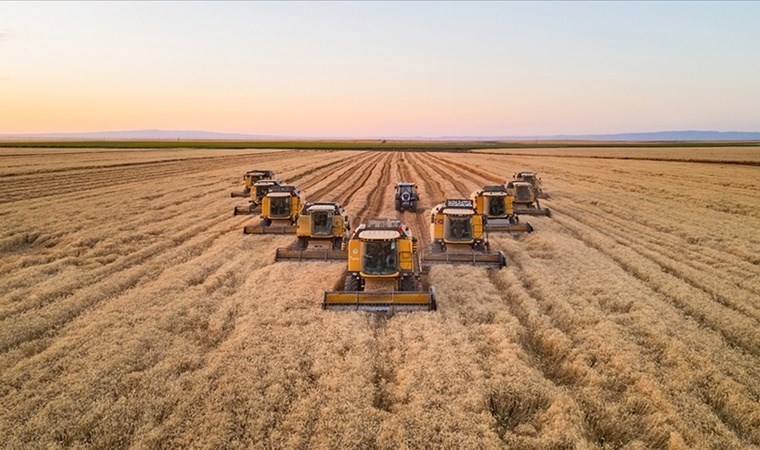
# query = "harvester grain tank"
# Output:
<box><xmin>422</xmin><ymin>199</ymin><xmax>507</xmax><ymax>269</ymax></box>
<box><xmin>230</xmin><ymin>170</ymin><xmax>276</xmax><ymax>198</ymax></box>
<box><xmin>275</xmin><ymin>202</ymin><xmax>350</xmax><ymax>261</ymax></box>
<box><xmin>243</xmin><ymin>185</ymin><xmax>302</xmax><ymax>234</ymax></box>
<box><xmin>323</xmin><ymin>219</ymin><xmax>436</xmax><ymax>312</ymax></box>
<box><xmin>471</xmin><ymin>185</ymin><xmax>533</xmax><ymax>233</ymax></box>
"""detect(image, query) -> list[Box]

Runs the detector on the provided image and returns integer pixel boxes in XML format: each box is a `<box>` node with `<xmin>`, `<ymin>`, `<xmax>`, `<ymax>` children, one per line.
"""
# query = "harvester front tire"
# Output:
<box><xmin>344</xmin><ymin>275</ymin><xmax>360</xmax><ymax>291</ymax></box>
<box><xmin>295</xmin><ymin>237</ymin><xmax>308</xmax><ymax>250</ymax></box>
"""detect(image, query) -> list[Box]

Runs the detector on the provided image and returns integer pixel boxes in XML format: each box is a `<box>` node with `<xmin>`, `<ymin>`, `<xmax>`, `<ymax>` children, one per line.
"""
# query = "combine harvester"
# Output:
<box><xmin>233</xmin><ymin>179</ymin><xmax>283</xmax><ymax>216</ymax></box>
<box><xmin>422</xmin><ymin>199</ymin><xmax>507</xmax><ymax>269</ymax></box>
<box><xmin>323</xmin><ymin>219</ymin><xmax>436</xmax><ymax>312</ymax></box>
<box><xmin>471</xmin><ymin>185</ymin><xmax>533</xmax><ymax>234</ymax></box>
<box><xmin>513</xmin><ymin>171</ymin><xmax>549</xmax><ymax>199</ymax></box>
<box><xmin>507</xmin><ymin>180</ymin><xmax>551</xmax><ymax>217</ymax></box>
<box><xmin>275</xmin><ymin>202</ymin><xmax>350</xmax><ymax>262</ymax></box>
<box><xmin>230</xmin><ymin>169</ymin><xmax>276</xmax><ymax>198</ymax></box>
<box><xmin>243</xmin><ymin>185</ymin><xmax>302</xmax><ymax>234</ymax></box>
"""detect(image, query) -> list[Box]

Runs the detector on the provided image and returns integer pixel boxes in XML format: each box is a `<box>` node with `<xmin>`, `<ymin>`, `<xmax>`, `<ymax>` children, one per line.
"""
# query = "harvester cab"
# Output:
<box><xmin>230</xmin><ymin>169</ymin><xmax>276</xmax><ymax>198</ymax></box>
<box><xmin>471</xmin><ymin>185</ymin><xmax>533</xmax><ymax>234</ymax></box>
<box><xmin>274</xmin><ymin>202</ymin><xmax>350</xmax><ymax>261</ymax></box>
<box><xmin>323</xmin><ymin>219</ymin><xmax>436</xmax><ymax>312</ymax></box>
<box><xmin>514</xmin><ymin>171</ymin><xmax>548</xmax><ymax>199</ymax></box>
<box><xmin>394</xmin><ymin>182</ymin><xmax>420</xmax><ymax>212</ymax></box>
<box><xmin>243</xmin><ymin>185</ymin><xmax>302</xmax><ymax>234</ymax></box>
<box><xmin>422</xmin><ymin>199</ymin><xmax>507</xmax><ymax>269</ymax></box>
<box><xmin>506</xmin><ymin>181</ymin><xmax>551</xmax><ymax>217</ymax></box>
<box><xmin>232</xmin><ymin>179</ymin><xmax>283</xmax><ymax>216</ymax></box>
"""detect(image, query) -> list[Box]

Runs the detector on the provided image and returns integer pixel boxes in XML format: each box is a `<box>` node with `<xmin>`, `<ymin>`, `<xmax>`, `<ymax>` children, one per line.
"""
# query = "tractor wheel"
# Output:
<box><xmin>395</xmin><ymin>199</ymin><xmax>401</xmax><ymax>212</ymax></box>
<box><xmin>344</xmin><ymin>274</ymin><xmax>361</xmax><ymax>291</ymax></box>
<box><xmin>410</xmin><ymin>201</ymin><xmax>417</xmax><ymax>213</ymax></box>
<box><xmin>400</xmin><ymin>275</ymin><xmax>416</xmax><ymax>291</ymax></box>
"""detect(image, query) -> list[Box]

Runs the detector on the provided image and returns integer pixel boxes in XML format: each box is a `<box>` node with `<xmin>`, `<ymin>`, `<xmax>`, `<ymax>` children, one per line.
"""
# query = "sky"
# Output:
<box><xmin>1</xmin><ymin>1</ymin><xmax>759</xmax><ymax>137</ymax></box>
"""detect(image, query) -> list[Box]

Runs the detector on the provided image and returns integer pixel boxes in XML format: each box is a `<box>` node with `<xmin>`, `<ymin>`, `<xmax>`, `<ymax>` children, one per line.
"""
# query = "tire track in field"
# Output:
<box><xmin>472</xmin><ymin>154</ymin><xmax>760</xmax><ymax>279</ymax></box>
<box><xmin>550</xmin><ymin>203</ymin><xmax>760</xmax><ymax>356</ymax></box>
<box><xmin>0</xmin><ymin>153</ymin><xmax>358</xmax><ymax>292</ymax></box>
<box><xmin>555</xmin><ymin>198</ymin><xmax>760</xmax><ymax>319</ymax></box>
<box><xmin>353</xmin><ymin>152</ymin><xmax>394</xmax><ymax>224</ymax></box>
<box><xmin>395</xmin><ymin>152</ymin><xmax>431</xmax><ymax>245</ymax></box>
<box><xmin>0</xmin><ymin>150</ymin><xmax>327</xmax><ymax>204</ymax></box>
<box><xmin>425</xmin><ymin>154</ymin><xmax>690</xmax><ymax>446</ymax></box>
<box><xmin>0</xmin><ymin>152</ymin><xmax>372</xmax><ymax>366</ymax></box>
<box><xmin>0</xmin><ymin>150</ymin><xmax>303</xmax><ymax>178</ymax></box>
<box><xmin>427</xmin><ymin>153</ymin><xmax>505</xmax><ymax>185</ymax></box>
<box><xmin>437</xmin><ymin>153</ymin><xmax>759</xmax><ymax>444</ymax></box>
<box><xmin>0</xmin><ymin>153</ymin><xmax>369</xmax><ymax>344</ymax></box>
<box><xmin>41</xmin><ymin>153</ymin><xmax>383</xmax><ymax>378</ymax></box>
<box><xmin>438</xmin><ymin>154</ymin><xmax>760</xmax><ymax>327</ymax></box>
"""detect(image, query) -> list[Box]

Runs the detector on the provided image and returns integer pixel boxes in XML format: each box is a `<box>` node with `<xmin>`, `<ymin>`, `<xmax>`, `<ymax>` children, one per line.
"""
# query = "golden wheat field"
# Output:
<box><xmin>1</xmin><ymin>146</ymin><xmax>759</xmax><ymax>450</ymax></box>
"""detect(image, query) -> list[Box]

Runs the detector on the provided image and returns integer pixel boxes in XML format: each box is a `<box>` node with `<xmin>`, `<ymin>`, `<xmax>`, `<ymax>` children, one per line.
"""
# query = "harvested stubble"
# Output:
<box><xmin>0</xmin><ymin>146</ymin><xmax>758</xmax><ymax>450</ymax></box>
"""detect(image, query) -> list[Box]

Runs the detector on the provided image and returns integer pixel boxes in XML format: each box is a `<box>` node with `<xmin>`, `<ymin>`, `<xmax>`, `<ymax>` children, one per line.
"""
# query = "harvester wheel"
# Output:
<box><xmin>344</xmin><ymin>274</ymin><xmax>360</xmax><ymax>291</ymax></box>
<box><xmin>263</xmin><ymin>218</ymin><xmax>272</xmax><ymax>226</ymax></box>
<box><xmin>432</xmin><ymin>241</ymin><xmax>444</xmax><ymax>252</ymax></box>
<box><xmin>295</xmin><ymin>237</ymin><xmax>308</xmax><ymax>250</ymax></box>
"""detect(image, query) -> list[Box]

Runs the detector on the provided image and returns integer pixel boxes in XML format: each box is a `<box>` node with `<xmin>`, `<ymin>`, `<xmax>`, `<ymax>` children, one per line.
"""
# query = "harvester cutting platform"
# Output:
<box><xmin>507</xmin><ymin>180</ymin><xmax>551</xmax><ymax>217</ymax></box>
<box><xmin>422</xmin><ymin>199</ymin><xmax>507</xmax><ymax>269</ymax></box>
<box><xmin>471</xmin><ymin>185</ymin><xmax>533</xmax><ymax>234</ymax></box>
<box><xmin>323</xmin><ymin>219</ymin><xmax>436</xmax><ymax>312</ymax></box>
<box><xmin>230</xmin><ymin>170</ymin><xmax>276</xmax><ymax>198</ymax></box>
<box><xmin>275</xmin><ymin>202</ymin><xmax>350</xmax><ymax>261</ymax></box>
<box><xmin>243</xmin><ymin>185</ymin><xmax>302</xmax><ymax>234</ymax></box>
<box><xmin>233</xmin><ymin>179</ymin><xmax>283</xmax><ymax>216</ymax></box>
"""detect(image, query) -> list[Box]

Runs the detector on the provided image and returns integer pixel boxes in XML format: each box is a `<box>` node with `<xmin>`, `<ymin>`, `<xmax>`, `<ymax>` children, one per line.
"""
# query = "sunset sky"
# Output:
<box><xmin>1</xmin><ymin>1</ymin><xmax>759</xmax><ymax>137</ymax></box>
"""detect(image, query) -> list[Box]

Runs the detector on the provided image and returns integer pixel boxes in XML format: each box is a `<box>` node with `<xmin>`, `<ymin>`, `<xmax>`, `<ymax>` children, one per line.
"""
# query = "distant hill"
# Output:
<box><xmin>550</xmin><ymin>130</ymin><xmax>760</xmax><ymax>141</ymax></box>
<box><xmin>2</xmin><ymin>129</ymin><xmax>759</xmax><ymax>141</ymax></box>
<box><xmin>439</xmin><ymin>130</ymin><xmax>760</xmax><ymax>141</ymax></box>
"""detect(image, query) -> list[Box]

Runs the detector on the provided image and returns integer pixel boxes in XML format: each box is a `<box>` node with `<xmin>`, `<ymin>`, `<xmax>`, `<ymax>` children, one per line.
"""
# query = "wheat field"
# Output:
<box><xmin>1</xmin><ymin>146</ymin><xmax>758</xmax><ymax>449</ymax></box>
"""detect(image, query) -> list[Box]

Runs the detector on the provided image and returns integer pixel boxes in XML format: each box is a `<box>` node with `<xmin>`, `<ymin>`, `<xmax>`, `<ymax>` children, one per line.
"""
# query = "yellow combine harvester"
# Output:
<box><xmin>230</xmin><ymin>169</ymin><xmax>276</xmax><ymax>198</ymax></box>
<box><xmin>243</xmin><ymin>185</ymin><xmax>302</xmax><ymax>234</ymax></box>
<box><xmin>233</xmin><ymin>179</ymin><xmax>283</xmax><ymax>216</ymax></box>
<box><xmin>471</xmin><ymin>185</ymin><xmax>533</xmax><ymax>233</ymax></box>
<box><xmin>275</xmin><ymin>202</ymin><xmax>350</xmax><ymax>261</ymax></box>
<box><xmin>507</xmin><ymin>180</ymin><xmax>551</xmax><ymax>217</ymax></box>
<box><xmin>513</xmin><ymin>171</ymin><xmax>548</xmax><ymax>199</ymax></box>
<box><xmin>422</xmin><ymin>199</ymin><xmax>507</xmax><ymax>269</ymax></box>
<box><xmin>323</xmin><ymin>219</ymin><xmax>436</xmax><ymax>312</ymax></box>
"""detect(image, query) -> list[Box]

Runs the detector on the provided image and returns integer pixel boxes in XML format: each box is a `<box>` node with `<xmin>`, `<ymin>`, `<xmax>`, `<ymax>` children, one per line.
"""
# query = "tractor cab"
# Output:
<box><xmin>395</xmin><ymin>182</ymin><xmax>420</xmax><ymax>212</ymax></box>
